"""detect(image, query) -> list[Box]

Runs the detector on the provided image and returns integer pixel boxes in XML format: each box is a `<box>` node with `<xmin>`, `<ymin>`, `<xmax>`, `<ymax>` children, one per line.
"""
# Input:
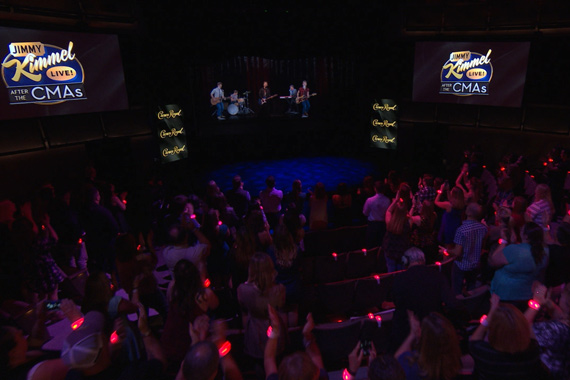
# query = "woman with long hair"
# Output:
<box><xmin>308</xmin><ymin>182</ymin><xmax>328</xmax><ymax>230</ymax></box>
<box><xmin>470</xmin><ymin>294</ymin><xmax>549</xmax><ymax>379</ymax></box>
<box><xmin>237</xmin><ymin>252</ymin><xmax>286</xmax><ymax>360</ymax></box>
<box><xmin>383</xmin><ymin>191</ymin><xmax>413</xmax><ymax>272</ymax></box>
<box><xmin>526</xmin><ymin>184</ymin><xmax>555</xmax><ymax>231</ymax></box>
<box><xmin>489</xmin><ymin>222</ymin><xmax>549</xmax><ymax>307</ymax></box>
<box><xmin>269</xmin><ymin>223</ymin><xmax>301</xmax><ymax>326</ymax></box>
<box><xmin>410</xmin><ymin>200</ymin><xmax>438</xmax><ymax>264</ymax></box>
<box><xmin>395</xmin><ymin>311</ymin><xmax>461</xmax><ymax>380</ymax></box>
<box><xmin>161</xmin><ymin>259</ymin><xmax>218</xmax><ymax>370</ymax></box>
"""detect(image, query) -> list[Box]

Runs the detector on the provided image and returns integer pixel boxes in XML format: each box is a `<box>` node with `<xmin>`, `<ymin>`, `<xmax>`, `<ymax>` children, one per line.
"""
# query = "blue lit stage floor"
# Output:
<box><xmin>199</xmin><ymin>155</ymin><xmax>381</xmax><ymax>195</ymax></box>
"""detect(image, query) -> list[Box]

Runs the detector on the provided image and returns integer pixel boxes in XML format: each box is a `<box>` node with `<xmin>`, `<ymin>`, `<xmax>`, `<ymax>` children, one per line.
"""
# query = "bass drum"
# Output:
<box><xmin>228</xmin><ymin>103</ymin><xmax>239</xmax><ymax>115</ymax></box>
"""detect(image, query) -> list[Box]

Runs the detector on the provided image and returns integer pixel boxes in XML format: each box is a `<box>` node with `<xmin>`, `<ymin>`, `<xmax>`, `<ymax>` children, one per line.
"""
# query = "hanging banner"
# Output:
<box><xmin>370</xmin><ymin>99</ymin><xmax>397</xmax><ymax>150</ymax></box>
<box><xmin>157</xmin><ymin>104</ymin><xmax>187</xmax><ymax>163</ymax></box>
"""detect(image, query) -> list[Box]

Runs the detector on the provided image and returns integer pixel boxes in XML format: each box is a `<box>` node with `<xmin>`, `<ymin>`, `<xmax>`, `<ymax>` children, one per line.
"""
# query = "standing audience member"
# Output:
<box><xmin>308</xmin><ymin>182</ymin><xmax>329</xmax><ymax>231</ymax></box>
<box><xmin>412</xmin><ymin>174</ymin><xmax>437</xmax><ymax>216</ymax></box>
<box><xmin>259</xmin><ymin>176</ymin><xmax>283</xmax><ymax>230</ymax></box>
<box><xmin>383</xmin><ymin>192</ymin><xmax>412</xmax><ymax>272</ymax></box>
<box><xmin>436</xmin><ymin>185</ymin><xmax>466</xmax><ymax>250</ymax></box>
<box><xmin>225</xmin><ymin>175</ymin><xmax>251</xmax><ymax>221</ymax></box>
<box><xmin>526</xmin><ymin>183</ymin><xmax>555</xmax><ymax>231</ymax></box>
<box><xmin>331</xmin><ymin>182</ymin><xmax>352</xmax><ymax>227</ymax></box>
<box><xmin>489</xmin><ymin>222</ymin><xmax>549</xmax><ymax>308</ymax></box>
<box><xmin>363</xmin><ymin>181</ymin><xmax>390</xmax><ymax>249</ymax></box>
<box><xmin>237</xmin><ymin>253</ymin><xmax>286</xmax><ymax>363</ymax></box>
<box><xmin>410</xmin><ymin>200</ymin><xmax>438</xmax><ymax>264</ymax></box>
<box><xmin>446</xmin><ymin>203</ymin><xmax>487</xmax><ymax>296</ymax></box>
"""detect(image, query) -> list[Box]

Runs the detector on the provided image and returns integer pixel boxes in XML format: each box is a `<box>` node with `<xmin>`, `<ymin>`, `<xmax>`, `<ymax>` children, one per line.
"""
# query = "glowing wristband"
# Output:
<box><xmin>528</xmin><ymin>300</ymin><xmax>541</xmax><ymax>310</ymax></box>
<box><xmin>479</xmin><ymin>314</ymin><xmax>489</xmax><ymax>327</ymax></box>
<box><xmin>343</xmin><ymin>368</ymin><xmax>355</xmax><ymax>380</ymax></box>
<box><xmin>267</xmin><ymin>325</ymin><xmax>278</xmax><ymax>339</ymax></box>
<box><xmin>498</xmin><ymin>238</ymin><xmax>507</xmax><ymax>245</ymax></box>
<box><xmin>218</xmin><ymin>340</ymin><xmax>231</xmax><ymax>357</ymax></box>
<box><xmin>71</xmin><ymin>317</ymin><xmax>84</xmax><ymax>330</ymax></box>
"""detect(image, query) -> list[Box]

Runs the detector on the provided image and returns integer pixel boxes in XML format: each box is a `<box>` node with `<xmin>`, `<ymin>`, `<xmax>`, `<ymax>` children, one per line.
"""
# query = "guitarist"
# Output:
<box><xmin>210</xmin><ymin>82</ymin><xmax>226</xmax><ymax>120</ymax></box>
<box><xmin>258</xmin><ymin>81</ymin><xmax>272</xmax><ymax>117</ymax></box>
<box><xmin>297</xmin><ymin>80</ymin><xmax>311</xmax><ymax>118</ymax></box>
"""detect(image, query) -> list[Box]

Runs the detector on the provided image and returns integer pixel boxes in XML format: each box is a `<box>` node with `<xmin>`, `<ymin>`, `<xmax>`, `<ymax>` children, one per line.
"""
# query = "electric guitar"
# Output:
<box><xmin>210</xmin><ymin>97</ymin><xmax>229</xmax><ymax>106</ymax></box>
<box><xmin>296</xmin><ymin>93</ymin><xmax>317</xmax><ymax>104</ymax></box>
<box><xmin>259</xmin><ymin>94</ymin><xmax>278</xmax><ymax>105</ymax></box>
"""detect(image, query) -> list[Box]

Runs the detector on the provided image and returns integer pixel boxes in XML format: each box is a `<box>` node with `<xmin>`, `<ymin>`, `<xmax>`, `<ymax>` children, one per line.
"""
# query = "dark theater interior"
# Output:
<box><xmin>1</xmin><ymin>1</ymin><xmax>570</xmax><ymax>380</ymax></box>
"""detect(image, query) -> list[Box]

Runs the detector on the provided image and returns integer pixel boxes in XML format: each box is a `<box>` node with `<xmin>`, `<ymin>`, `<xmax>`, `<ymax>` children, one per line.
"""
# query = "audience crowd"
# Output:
<box><xmin>1</xmin><ymin>147</ymin><xmax>570</xmax><ymax>380</ymax></box>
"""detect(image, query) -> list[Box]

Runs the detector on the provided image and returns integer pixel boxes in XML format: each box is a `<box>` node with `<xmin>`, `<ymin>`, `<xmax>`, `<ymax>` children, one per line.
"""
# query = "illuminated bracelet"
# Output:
<box><xmin>479</xmin><ymin>314</ymin><xmax>489</xmax><ymax>327</ymax></box>
<box><xmin>528</xmin><ymin>300</ymin><xmax>541</xmax><ymax>310</ymax></box>
<box><xmin>343</xmin><ymin>368</ymin><xmax>355</xmax><ymax>380</ymax></box>
<box><xmin>267</xmin><ymin>325</ymin><xmax>278</xmax><ymax>339</ymax></box>
<box><xmin>218</xmin><ymin>340</ymin><xmax>231</xmax><ymax>357</ymax></box>
<box><xmin>498</xmin><ymin>238</ymin><xmax>507</xmax><ymax>245</ymax></box>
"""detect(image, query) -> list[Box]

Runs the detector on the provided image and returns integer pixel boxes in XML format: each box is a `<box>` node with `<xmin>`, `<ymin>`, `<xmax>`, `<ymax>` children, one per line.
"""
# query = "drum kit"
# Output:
<box><xmin>227</xmin><ymin>91</ymin><xmax>254</xmax><ymax>116</ymax></box>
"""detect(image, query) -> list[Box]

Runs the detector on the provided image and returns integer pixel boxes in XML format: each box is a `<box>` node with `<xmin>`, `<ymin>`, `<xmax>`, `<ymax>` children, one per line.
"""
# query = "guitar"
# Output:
<box><xmin>210</xmin><ymin>97</ymin><xmax>229</xmax><ymax>106</ymax></box>
<box><xmin>259</xmin><ymin>94</ymin><xmax>278</xmax><ymax>105</ymax></box>
<box><xmin>296</xmin><ymin>93</ymin><xmax>317</xmax><ymax>104</ymax></box>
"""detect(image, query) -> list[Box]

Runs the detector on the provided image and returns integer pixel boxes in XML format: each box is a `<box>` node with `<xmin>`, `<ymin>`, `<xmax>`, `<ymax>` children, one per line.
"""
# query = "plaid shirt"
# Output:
<box><xmin>453</xmin><ymin>220</ymin><xmax>487</xmax><ymax>271</ymax></box>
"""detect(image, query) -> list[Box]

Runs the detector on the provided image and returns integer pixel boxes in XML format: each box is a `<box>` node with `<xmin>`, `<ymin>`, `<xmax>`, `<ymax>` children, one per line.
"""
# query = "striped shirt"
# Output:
<box><xmin>453</xmin><ymin>220</ymin><xmax>487</xmax><ymax>271</ymax></box>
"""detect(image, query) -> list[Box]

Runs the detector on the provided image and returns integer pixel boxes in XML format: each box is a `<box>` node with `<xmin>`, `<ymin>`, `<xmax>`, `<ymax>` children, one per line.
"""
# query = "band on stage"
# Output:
<box><xmin>209</xmin><ymin>80</ymin><xmax>316</xmax><ymax>120</ymax></box>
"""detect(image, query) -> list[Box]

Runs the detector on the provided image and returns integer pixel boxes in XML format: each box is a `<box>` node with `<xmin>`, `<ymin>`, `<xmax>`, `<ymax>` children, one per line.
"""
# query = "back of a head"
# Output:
<box><xmin>449</xmin><ymin>187</ymin><xmax>465</xmax><ymax>206</ymax></box>
<box><xmin>374</xmin><ymin>180</ymin><xmax>384</xmax><ymax>194</ymax></box>
<box><xmin>266</xmin><ymin>176</ymin><xmax>276</xmax><ymax>188</ymax></box>
<box><xmin>488</xmin><ymin>303</ymin><xmax>530</xmax><ymax>354</ymax></box>
<box><xmin>465</xmin><ymin>202</ymin><xmax>481</xmax><ymax>219</ymax></box>
<box><xmin>368</xmin><ymin>354</ymin><xmax>406</xmax><ymax>380</ymax></box>
<box><xmin>278</xmin><ymin>351</ymin><xmax>319</xmax><ymax>380</ymax></box>
<box><xmin>423</xmin><ymin>174</ymin><xmax>434</xmax><ymax>188</ymax></box>
<box><xmin>173</xmin><ymin>259</ymin><xmax>202</xmax><ymax>305</ymax></box>
<box><xmin>182</xmin><ymin>341</ymin><xmax>219</xmax><ymax>380</ymax></box>
<box><xmin>418</xmin><ymin>312</ymin><xmax>461</xmax><ymax>380</ymax></box>
<box><xmin>168</xmin><ymin>224</ymin><xmax>188</xmax><ymax>246</ymax></box>
<box><xmin>232</xmin><ymin>175</ymin><xmax>242</xmax><ymax>190</ymax></box>
<box><xmin>248</xmin><ymin>252</ymin><xmax>276</xmax><ymax>294</ymax></box>
<box><xmin>314</xmin><ymin>182</ymin><xmax>326</xmax><ymax>199</ymax></box>
<box><xmin>403</xmin><ymin>247</ymin><xmax>425</xmax><ymax>267</ymax></box>
<box><xmin>292</xmin><ymin>179</ymin><xmax>302</xmax><ymax>192</ymax></box>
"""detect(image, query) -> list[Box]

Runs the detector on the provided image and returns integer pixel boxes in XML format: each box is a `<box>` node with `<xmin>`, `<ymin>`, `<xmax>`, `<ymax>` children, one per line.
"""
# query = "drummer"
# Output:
<box><xmin>230</xmin><ymin>90</ymin><xmax>239</xmax><ymax>104</ymax></box>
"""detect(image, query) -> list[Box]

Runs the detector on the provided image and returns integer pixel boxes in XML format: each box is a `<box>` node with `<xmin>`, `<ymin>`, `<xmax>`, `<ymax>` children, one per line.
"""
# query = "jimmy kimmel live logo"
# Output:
<box><xmin>1</xmin><ymin>41</ymin><xmax>86</xmax><ymax>105</ymax></box>
<box><xmin>440</xmin><ymin>50</ymin><xmax>493</xmax><ymax>96</ymax></box>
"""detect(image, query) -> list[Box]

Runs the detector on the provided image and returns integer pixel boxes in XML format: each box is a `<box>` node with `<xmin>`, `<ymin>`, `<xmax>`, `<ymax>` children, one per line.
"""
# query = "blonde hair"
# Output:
<box><xmin>248</xmin><ymin>252</ymin><xmax>277</xmax><ymax>294</ymax></box>
<box><xmin>387</xmin><ymin>201</ymin><xmax>408</xmax><ymax>235</ymax></box>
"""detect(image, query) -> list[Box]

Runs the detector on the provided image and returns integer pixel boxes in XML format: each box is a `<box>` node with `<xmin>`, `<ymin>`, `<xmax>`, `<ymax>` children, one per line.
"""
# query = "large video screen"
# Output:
<box><xmin>0</xmin><ymin>26</ymin><xmax>128</xmax><ymax>120</ymax></box>
<box><xmin>413</xmin><ymin>41</ymin><xmax>531</xmax><ymax>108</ymax></box>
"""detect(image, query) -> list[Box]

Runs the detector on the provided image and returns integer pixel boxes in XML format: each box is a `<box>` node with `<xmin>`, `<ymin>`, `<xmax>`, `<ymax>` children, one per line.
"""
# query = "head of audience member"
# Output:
<box><xmin>534</xmin><ymin>183</ymin><xmax>552</xmax><ymax>203</ymax></box>
<box><xmin>246</xmin><ymin>208</ymin><xmax>272</xmax><ymax>250</ymax></box>
<box><xmin>387</xmin><ymin>200</ymin><xmax>408</xmax><ymax>235</ymax></box>
<box><xmin>87</xmin><ymin>186</ymin><xmax>101</xmax><ymax>206</ymax></box>
<box><xmin>234</xmin><ymin>225</ymin><xmax>255</xmax><ymax>266</ymax></box>
<box><xmin>374</xmin><ymin>180</ymin><xmax>384</xmax><ymax>195</ymax></box>
<box><xmin>433</xmin><ymin>177</ymin><xmax>444</xmax><ymax>192</ymax></box>
<box><xmin>465</xmin><ymin>203</ymin><xmax>481</xmax><ymax>221</ymax></box>
<box><xmin>61</xmin><ymin>311</ymin><xmax>111</xmax><ymax>376</ymax></box>
<box><xmin>266</xmin><ymin>176</ymin><xmax>276</xmax><ymax>189</ymax></box>
<box><xmin>488</xmin><ymin>303</ymin><xmax>530</xmax><ymax>354</ymax></box>
<box><xmin>206</xmin><ymin>181</ymin><xmax>221</xmax><ymax>202</ymax></box>
<box><xmin>420</xmin><ymin>200</ymin><xmax>436</xmax><ymax>227</ymax></box>
<box><xmin>248</xmin><ymin>252</ymin><xmax>277</xmax><ymax>295</ymax></box>
<box><xmin>449</xmin><ymin>187</ymin><xmax>465</xmax><ymax>209</ymax></box>
<box><xmin>0</xmin><ymin>326</ymin><xmax>28</xmax><ymax>373</ymax></box>
<box><xmin>418</xmin><ymin>312</ymin><xmax>461</xmax><ymax>380</ymax></box>
<box><xmin>172</xmin><ymin>259</ymin><xmax>203</xmax><ymax>317</ymax></box>
<box><xmin>368</xmin><ymin>354</ymin><xmax>406</xmax><ymax>380</ymax></box>
<box><xmin>313</xmin><ymin>182</ymin><xmax>326</xmax><ymax>200</ymax></box>
<box><xmin>232</xmin><ymin>175</ymin><xmax>243</xmax><ymax>190</ymax></box>
<box><xmin>171</xmin><ymin>195</ymin><xmax>193</xmax><ymax>219</ymax></box>
<box><xmin>522</xmin><ymin>222</ymin><xmax>546</xmax><ymax>265</ymax></box>
<box><xmin>336</xmin><ymin>182</ymin><xmax>349</xmax><ymax>196</ymax></box>
<box><xmin>277</xmin><ymin>351</ymin><xmax>319</xmax><ymax>380</ymax></box>
<box><xmin>282</xmin><ymin>207</ymin><xmax>305</xmax><ymax>242</ymax></box>
<box><xmin>202</xmin><ymin>209</ymin><xmax>221</xmax><ymax>242</ymax></box>
<box><xmin>292</xmin><ymin>179</ymin><xmax>302</xmax><ymax>194</ymax></box>
<box><xmin>180</xmin><ymin>341</ymin><xmax>219</xmax><ymax>380</ymax></box>
<box><xmin>402</xmin><ymin>247</ymin><xmax>425</xmax><ymax>268</ymax></box>
<box><xmin>422</xmin><ymin>174</ymin><xmax>434</xmax><ymax>189</ymax></box>
<box><xmin>82</xmin><ymin>272</ymin><xmax>114</xmax><ymax>314</ymax></box>
<box><xmin>273</xmin><ymin>223</ymin><xmax>297</xmax><ymax>268</ymax></box>
<box><xmin>168</xmin><ymin>224</ymin><xmax>189</xmax><ymax>247</ymax></box>
<box><xmin>362</xmin><ymin>175</ymin><xmax>375</xmax><ymax>195</ymax></box>
<box><xmin>512</xmin><ymin>196</ymin><xmax>527</xmax><ymax>216</ymax></box>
